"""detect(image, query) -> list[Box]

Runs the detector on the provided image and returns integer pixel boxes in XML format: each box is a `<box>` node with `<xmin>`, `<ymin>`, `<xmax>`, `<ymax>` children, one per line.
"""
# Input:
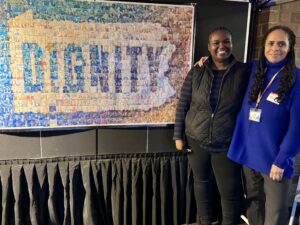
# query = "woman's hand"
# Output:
<box><xmin>175</xmin><ymin>140</ymin><xmax>185</xmax><ymax>151</ymax></box>
<box><xmin>269</xmin><ymin>164</ymin><xmax>284</xmax><ymax>181</ymax></box>
<box><xmin>194</xmin><ymin>56</ymin><xmax>208</xmax><ymax>67</ymax></box>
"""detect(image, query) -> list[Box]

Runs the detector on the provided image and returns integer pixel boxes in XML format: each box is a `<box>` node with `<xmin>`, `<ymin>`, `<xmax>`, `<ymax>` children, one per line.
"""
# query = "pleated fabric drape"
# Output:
<box><xmin>0</xmin><ymin>152</ymin><xmax>196</xmax><ymax>225</ymax></box>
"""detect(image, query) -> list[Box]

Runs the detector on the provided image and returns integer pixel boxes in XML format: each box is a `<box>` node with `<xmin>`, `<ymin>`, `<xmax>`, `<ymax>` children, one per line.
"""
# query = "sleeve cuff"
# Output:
<box><xmin>273</xmin><ymin>157</ymin><xmax>287</xmax><ymax>170</ymax></box>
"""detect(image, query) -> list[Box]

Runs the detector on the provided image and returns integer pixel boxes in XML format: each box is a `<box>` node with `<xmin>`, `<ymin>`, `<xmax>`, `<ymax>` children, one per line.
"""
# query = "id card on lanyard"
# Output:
<box><xmin>249</xmin><ymin>66</ymin><xmax>284</xmax><ymax>122</ymax></box>
<box><xmin>249</xmin><ymin>108</ymin><xmax>262</xmax><ymax>122</ymax></box>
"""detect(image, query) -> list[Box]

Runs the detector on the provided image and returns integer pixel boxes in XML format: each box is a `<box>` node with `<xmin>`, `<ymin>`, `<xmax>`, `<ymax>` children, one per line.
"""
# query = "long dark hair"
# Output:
<box><xmin>249</xmin><ymin>25</ymin><xmax>296</xmax><ymax>103</ymax></box>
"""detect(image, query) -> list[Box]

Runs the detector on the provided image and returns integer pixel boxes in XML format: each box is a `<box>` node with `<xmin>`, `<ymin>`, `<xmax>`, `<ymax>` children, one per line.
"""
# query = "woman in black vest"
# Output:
<box><xmin>173</xmin><ymin>27</ymin><xmax>250</xmax><ymax>225</ymax></box>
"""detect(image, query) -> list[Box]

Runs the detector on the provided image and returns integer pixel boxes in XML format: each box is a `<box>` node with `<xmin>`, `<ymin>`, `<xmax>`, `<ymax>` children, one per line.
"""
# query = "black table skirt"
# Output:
<box><xmin>0</xmin><ymin>152</ymin><xmax>196</xmax><ymax>225</ymax></box>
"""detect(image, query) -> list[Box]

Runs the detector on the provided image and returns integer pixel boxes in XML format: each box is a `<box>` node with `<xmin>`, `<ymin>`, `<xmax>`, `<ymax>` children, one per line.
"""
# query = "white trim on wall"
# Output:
<box><xmin>244</xmin><ymin>2</ymin><xmax>252</xmax><ymax>63</ymax></box>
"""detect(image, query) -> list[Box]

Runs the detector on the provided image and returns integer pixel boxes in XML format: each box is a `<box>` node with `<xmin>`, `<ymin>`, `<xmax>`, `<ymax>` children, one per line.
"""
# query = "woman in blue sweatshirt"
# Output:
<box><xmin>228</xmin><ymin>25</ymin><xmax>300</xmax><ymax>225</ymax></box>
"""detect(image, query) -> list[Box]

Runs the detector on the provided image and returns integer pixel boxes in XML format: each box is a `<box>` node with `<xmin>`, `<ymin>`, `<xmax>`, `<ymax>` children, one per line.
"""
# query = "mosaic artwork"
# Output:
<box><xmin>0</xmin><ymin>0</ymin><xmax>194</xmax><ymax>128</ymax></box>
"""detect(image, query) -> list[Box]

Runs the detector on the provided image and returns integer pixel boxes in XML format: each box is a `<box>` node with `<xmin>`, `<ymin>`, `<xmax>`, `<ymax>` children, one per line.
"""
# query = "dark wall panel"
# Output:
<box><xmin>0</xmin><ymin>132</ymin><xmax>41</xmax><ymax>159</ymax></box>
<box><xmin>148</xmin><ymin>127</ymin><xmax>177</xmax><ymax>152</ymax></box>
<box><xmin>194</xmin><ymin>0</ymin><xmax>250</xmax><ymax>62</ymax></box>
<box><xmin>41</xmin><ymin>129</ymin><xmax>96</xmax><ymax>157</ymax></box>
<box><xmin>98</xmin><ymin>128</ymin><xmax>147</xmax><ymax>154</ymax></box>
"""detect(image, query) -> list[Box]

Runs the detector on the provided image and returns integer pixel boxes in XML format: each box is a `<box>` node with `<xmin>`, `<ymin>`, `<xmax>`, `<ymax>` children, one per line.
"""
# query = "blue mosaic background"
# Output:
<box><xmin>0</xmin><ymin>0</ymin><xmax>194</xmax><ymax>128</ymax></box>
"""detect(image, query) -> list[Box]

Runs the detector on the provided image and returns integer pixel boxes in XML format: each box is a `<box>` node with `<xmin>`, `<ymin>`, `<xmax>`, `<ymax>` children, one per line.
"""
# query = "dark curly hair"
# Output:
<box><xmin>249</xmin><ymin>25</ymin><xmax>296</xmax><ymax>103</ymax></box>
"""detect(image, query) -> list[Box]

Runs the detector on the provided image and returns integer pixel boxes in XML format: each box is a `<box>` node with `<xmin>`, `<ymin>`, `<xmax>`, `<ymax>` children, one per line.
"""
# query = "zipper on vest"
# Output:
<box><xmin>209</xmin><ymin>113</ymin><xmax>214</xmax><ymax>143</ymax></box>
<box><xmin>208</xmin><ymin>65</ymin><xmax>232</xmax><ymax>144</ymax></box>
<box><xmin>208</xmin><ymin>68</ymin><xmax>214</xmax><ymax>144</ymax></box>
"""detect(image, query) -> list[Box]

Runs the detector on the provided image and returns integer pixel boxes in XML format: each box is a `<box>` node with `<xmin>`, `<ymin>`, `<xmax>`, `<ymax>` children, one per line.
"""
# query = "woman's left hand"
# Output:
<box><xmin>269</xmin><ymin>164</ymin><xmax>284</xmax><ymax>181</ymax></box>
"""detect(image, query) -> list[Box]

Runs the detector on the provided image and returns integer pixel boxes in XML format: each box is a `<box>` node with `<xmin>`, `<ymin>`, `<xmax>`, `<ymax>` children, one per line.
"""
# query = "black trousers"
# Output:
<box><xmin>187</xmin><ymin>137</ymin><xmax>242</xmax><ymax>225</ymax></box>
<box><xmin>243</xmin><ymin>166</ymin><xmax>291</xmax><ymax>225</ymax></box>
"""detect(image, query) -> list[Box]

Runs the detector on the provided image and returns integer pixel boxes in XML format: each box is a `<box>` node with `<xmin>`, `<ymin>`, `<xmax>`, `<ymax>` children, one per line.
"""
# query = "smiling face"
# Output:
<box><xmin>264</xmin><ymin>29</ymin><xmax>290</xmax><ymax>63</ymax></box>
<box><xmin>208</xmin><ymin>30</ymin><xmax>232</xmax><ymax>64</ymax></box>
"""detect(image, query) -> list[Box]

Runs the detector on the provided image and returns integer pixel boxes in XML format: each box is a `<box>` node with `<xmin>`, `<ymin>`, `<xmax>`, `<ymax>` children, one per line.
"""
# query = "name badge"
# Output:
<box><xmin>267</xmin><ymin>92</ymin><xmax>280</xmax><ymax>105</ymax></box>
<box><xmin>249</xmin><ymin>108</ymin><xmax>262</xmax><ymax>122</ymax></box>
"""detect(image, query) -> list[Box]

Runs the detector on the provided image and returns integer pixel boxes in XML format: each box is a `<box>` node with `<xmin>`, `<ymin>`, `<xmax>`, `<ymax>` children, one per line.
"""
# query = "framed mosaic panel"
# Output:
<box><xmin>0</xmin><ymin>0</ymin><xmax>194</xmax><ymax>129</ymax></box>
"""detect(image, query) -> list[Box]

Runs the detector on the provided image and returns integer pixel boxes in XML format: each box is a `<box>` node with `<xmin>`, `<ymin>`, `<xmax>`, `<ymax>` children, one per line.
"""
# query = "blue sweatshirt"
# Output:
<box><xmin>227</xmin><ymin>59</ymin><xmax>300</xmax><ymax>179</ymax></box>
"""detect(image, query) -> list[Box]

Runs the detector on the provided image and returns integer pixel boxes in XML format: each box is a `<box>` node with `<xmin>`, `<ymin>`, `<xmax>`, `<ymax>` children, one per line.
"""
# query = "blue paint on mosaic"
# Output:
<box><xmin>18</xmin><ymin>43</ymin><xmax>164</xmax><ymax>95</ymax></box>
<box><xmin>5</xmin><ymin>0</ymin><xmax>164</xmax><ymax>23</ymax></box>
<box><xmin>22</xmin><ymin>43</ymin><xmax>45</xmax><ymax>93</ymax></box>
